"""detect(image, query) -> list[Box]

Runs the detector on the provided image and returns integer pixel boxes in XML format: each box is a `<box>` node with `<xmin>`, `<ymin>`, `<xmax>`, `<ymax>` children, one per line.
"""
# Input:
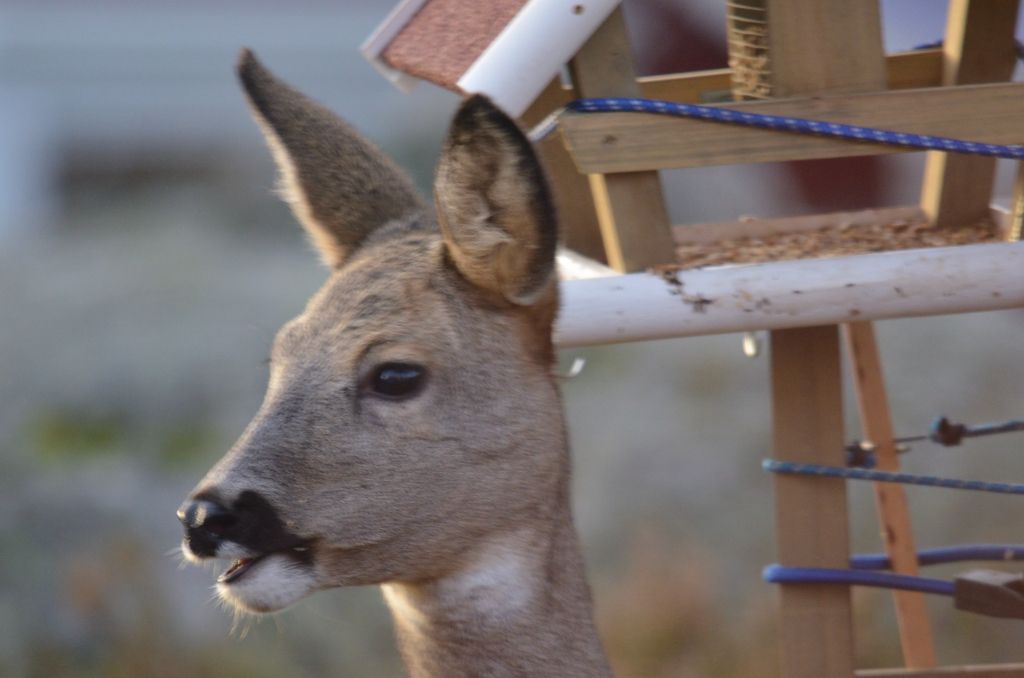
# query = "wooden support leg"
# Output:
<box><xmin>771</xmin><ymin>326</ymin><xmax>854</xmax><ymax>678</ymax></box>
<box><xmin>568</xmin><ymin>8</ymin><xmax>675</xmax><ymax>272</ymax></box>
<box><xmin>919</xmin><ymin>0</ymin><xmax>1020</xmax><ymax>228</ymax></box>
<box><xmin>755</xmin><ymin>4</ymin><xmax>885</xmax><ymax>675</ymax></box>
<box><xmin>520</xmin><ymin>78</ymin><xmax>606</xmax><ymax>263</ymax></box>
<box><xmin>1011</xmin><ymin>163</ymin><xmax>1024</xmax><ymax>242</ymax></box>
<box><xmin>764</xmin><ymin>0</ymin><xmax>886</xmax><ymax>97</ymax></box>
<box><xmin>844</xmin><ymin>322</ymin><xmax>936</xmax><ymax>668</ymax></box>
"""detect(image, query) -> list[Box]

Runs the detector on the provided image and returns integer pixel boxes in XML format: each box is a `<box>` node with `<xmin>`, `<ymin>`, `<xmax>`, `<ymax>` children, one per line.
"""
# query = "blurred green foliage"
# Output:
<box><xmin>28</xmin><ymin>410</ymin><xmax>126</xmax><ymax>464</ymax></box>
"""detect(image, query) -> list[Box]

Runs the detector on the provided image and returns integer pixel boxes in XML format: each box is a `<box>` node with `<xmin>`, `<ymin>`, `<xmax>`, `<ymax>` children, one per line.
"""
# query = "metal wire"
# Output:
<box><xmin>763</xmin><ymin>459</ymin><xmax>1024</xmax><ymax>496</ymax></box>
<box><xmin>846</xmin><ymin>416</ymin><xmax>1024</xmax><ymax>467</ymax></box>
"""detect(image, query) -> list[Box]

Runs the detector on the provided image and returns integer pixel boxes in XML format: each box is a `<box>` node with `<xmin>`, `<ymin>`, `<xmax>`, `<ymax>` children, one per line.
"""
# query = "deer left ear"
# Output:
<box><xmin>434</xmin><ymin>95</ymin><xmax>558</xmax><ymax>306</ymax></box>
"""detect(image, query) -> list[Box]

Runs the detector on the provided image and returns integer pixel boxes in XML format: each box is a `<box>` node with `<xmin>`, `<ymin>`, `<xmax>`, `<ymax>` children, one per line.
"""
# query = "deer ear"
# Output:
<box><xmin>434</xmin><ymin>95</ymin><xmax>558</xmax><ymax>306</ymax></box>
<box><xmin>237</xmin><ymin>49</ymin><xmax>424</xmax><ymax>268</ymax></box>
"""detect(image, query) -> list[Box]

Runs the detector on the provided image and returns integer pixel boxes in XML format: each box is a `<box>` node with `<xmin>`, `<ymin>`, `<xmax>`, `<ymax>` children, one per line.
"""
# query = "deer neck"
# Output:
<box><xmin>381</xmin><ymin>488</ymin><xmax>610</xmax><ymax>677</ymax></box>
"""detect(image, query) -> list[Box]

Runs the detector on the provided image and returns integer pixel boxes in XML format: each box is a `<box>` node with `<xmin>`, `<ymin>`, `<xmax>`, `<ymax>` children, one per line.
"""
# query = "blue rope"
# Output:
<box><xmin>851</xmin><ymin>544</ymin><xmax>1024</xmax><ymax>571</ymax></box>
<box><xmin>763</xmin><ymin>564</ymin><xmax>955</xmax><ymax>596</ymax></box>
<box><xmin>763</xmin><ymin>459</ymin><xmax>1024</xmax><ymax>496</ymax></box>
<box><xmin>530</xmin><ymin>97</ymin><xmax>1024</xmax><ymax>161</ymax></box>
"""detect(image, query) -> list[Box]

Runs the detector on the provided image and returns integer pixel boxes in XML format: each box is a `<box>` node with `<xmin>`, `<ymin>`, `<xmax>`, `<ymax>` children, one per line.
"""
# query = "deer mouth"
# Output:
<box><xmin>216</xmin><ymin>544</ymin><xmax>312</xmax><ymax>585</ymax></box>
<box><xmin>213</xmin><ymin>546</ymin><xmax>318</xmax><ymax>613</ymax></box>
<box><xmin>218</xmin><ymin>555</ymin><xmax>263</xmax><ymax>584</ymax></box>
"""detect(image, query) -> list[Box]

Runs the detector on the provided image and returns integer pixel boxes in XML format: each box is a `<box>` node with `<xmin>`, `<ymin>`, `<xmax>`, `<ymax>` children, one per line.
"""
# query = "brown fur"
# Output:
<box><xmin>181</xmin><ymin>50</ymin><xmax>610</xmax><ymax>676</ymax></box>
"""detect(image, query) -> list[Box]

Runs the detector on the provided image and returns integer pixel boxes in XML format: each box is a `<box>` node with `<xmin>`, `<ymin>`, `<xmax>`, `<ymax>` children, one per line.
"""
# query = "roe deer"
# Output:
<box><xmin>177</xmin><ymin>50</ymin><xmax>611</xmax><ymax>676</ymax></box>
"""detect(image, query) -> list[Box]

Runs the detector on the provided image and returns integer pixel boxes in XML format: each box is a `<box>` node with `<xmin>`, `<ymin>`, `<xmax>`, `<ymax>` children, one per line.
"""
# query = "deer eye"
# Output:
<box><xmin>367</xmin><ymin>362</ymin><xmax>427</xmax><ymax>399</ymax></box>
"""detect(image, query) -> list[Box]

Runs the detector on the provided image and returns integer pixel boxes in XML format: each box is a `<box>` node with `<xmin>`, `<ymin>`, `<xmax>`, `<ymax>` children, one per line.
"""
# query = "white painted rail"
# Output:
<box><xmin>555</xmin><ymin>242</ymin><xmax>1024</xmax><ymax>347</ymax></box>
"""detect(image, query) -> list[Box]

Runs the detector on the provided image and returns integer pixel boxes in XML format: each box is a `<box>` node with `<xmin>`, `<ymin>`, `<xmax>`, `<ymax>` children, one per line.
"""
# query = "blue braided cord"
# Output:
<box><xmin>763</xmin><ymin>459</ymin><xmax>1024</xmax><ymax>496</ymax></box>
<box><xmin>763</xmin><ymin>564</ymin><xmax>955</xmax><ymax>596</ymax></box>
<box><xmin>530</xmin><ymin>98</ymin><xmax>1024</xmax><ymax>161</ymax></box>
<box><xmin>851</xmin><ymin>544</ymin><xmax>1024</xmax><ymax>571</ymax></box>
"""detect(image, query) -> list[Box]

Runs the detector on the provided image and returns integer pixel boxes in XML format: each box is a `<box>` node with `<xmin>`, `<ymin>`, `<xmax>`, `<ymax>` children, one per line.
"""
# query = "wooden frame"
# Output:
<box><xmin>558</xmin><ymin>82</ymin><xmax>1024</xmax><ymax>173</ymax></box>
<box><xmin>548</xmin><ymin>1</ymin><xmax>1022</xmax><ymax>675</ymax></box>
<box><xmin>533</xmin><ymin>47</ymin><xmax>944</xmax><ymax>108</ymax></box>
<box><xmin>920</xmin><ymin>0</ymin><xmax>1020</xmax><ymax>227</ymax></box>
<box><xmin>522</xmin><ymin>1</ymin><xmax>1023</xmax><ymax>675</ymax></box>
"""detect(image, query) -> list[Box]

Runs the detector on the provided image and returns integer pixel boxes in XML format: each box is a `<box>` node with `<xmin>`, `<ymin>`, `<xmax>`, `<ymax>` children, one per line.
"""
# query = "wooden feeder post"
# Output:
<box><xmin>731</xmin><ymin>1</ymin><xmax>933</xmax><ymax>674</ymax></box>
<box><xmin>567</xmin><ymin>8</ymin><xmax>676</xmax><ymax>273</ymax></box>
<box><xmin>920</xmin><ymin>0</ymin><xmax>1020</xmax><ymax>228</ymax></box>
<box><xmin>521</xmin><ymin>80</ymin><xmax>606</xmax><ymax>263</ymax></box>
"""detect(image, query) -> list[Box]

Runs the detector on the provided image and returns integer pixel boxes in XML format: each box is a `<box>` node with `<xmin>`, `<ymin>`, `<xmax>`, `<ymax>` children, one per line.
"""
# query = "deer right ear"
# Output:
<box><xmin>434</xmin><ymin>96</ymin><xmax>558</xmax><ymax>306</ymax></box>
<box><xmin>237</xmin><ymin>49</ymin><xmax>424</xmax><ymax>268</ymax></box>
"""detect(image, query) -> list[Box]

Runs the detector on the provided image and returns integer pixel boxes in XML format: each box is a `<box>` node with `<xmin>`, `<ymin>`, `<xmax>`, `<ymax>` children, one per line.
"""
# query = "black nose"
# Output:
<box><xmin>177</xmin><ymin>497</ymin><xmax>237</xmax><ymax>557</ymax></box>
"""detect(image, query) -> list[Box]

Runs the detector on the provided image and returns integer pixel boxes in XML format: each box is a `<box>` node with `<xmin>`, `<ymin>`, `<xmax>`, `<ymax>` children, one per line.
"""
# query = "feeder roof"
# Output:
<box><xmin>362</xmin><ymin>0</ymin><xmax>621</xmax><ymax>116</ymax></box>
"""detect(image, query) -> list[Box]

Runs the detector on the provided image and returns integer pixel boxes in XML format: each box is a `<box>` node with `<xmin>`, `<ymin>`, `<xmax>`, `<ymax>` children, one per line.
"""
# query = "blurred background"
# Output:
<box><xmin>2</xmin><ymin>0</ymin><xmax>1023</xmax><ymax>676</ymax></box>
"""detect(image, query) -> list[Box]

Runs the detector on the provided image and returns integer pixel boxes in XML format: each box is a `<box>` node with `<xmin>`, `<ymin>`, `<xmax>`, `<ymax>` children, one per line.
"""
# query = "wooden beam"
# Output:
<box><xmin>920</xmin><ymin>0</ymin><xmax>1021</xmax><ymax>227</ymax></box>
<box><xmin>857</xmin><ymin>664</ymin><xmax>1024</xmax><ymax>677</ymax></box>
<box><xmin>844</xmin><ymin>322</ymin><xmax>936</xmax><ymax>667</ymax></box>
<box><xmin>771</xmin><ymin>326</ymin><xmax>854</xmax><ymax>678</ymax></box>
<box><xmin>640</xmin><ymin>49</ymin><xmax>941</xmax><ymax>102</ymax></box>
<box><xmin>1012</xmin><ymin>164</ymin><xmax>1024</xmax><ymax>242</ymax></box>
<box><xmin>637</xmin><ymin>70</ymin><xmax>733</xmax><ymax>103</ymax></box>
<box><xmin>672</xmin><ymin>205</ymin><xmax>926</xmax><ymax>245</ymax></box>
<box><xmin>764</xmin><ymin>0</ymin><xmax>886</xmax><ymax>96</ymax></box>
<box><xmin>536</xmin><ymin>49</ymin><xmax>943</xmax><ymax>109</ymax></box>
<box><xmin>568</xmin><ymin>8</ymin><xmax>675</xmax><ymax>272</ymax></box>
<box><xmin>521</xmin><ymin>78</ymin><xmax>605</xmax><ymax>262</ymax></box>
<box><xmin>761</xmin><ymin>6</ymin><xmax>882</xmax><ymax>677</ymax></box>
<box><xmin>559</xmin><ymin>82</ymin><xmax>1024</xmax><ymax>173</ymax></box>
<box><xmin>886</xmin><ymin>49</ymin><xmax>944</xmax><ymax>90</ymax></box>
<box><xmin>587</xmin><ymin>172</ymin><xmax>675</xmax><ymax>272</ymax></box>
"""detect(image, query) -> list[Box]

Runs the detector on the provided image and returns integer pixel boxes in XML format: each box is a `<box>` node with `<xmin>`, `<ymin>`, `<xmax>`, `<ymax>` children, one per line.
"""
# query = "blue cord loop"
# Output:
<box><xmin>851</xmin><ymin>544</ymin><xmax>1024</xmax><ymax>571</ymax></box>
<box><xmin>763</xmin><ymin>565</ymin><xmax>955</xmax><ymax>596</ymax></box>
<box><xmin>764</xmin><ymin>546</ymin><xmax>1024</xmax><ymax>598</ymax></box>
<box><xmin>542</xmin><ymin>98</ymin><xmax>1024</xmax><ymax>161</ymax></box>
<box><xmin>761</xmin><ymin>462</ymin><xmax>1024</xmax><ymax>603</ymax></box>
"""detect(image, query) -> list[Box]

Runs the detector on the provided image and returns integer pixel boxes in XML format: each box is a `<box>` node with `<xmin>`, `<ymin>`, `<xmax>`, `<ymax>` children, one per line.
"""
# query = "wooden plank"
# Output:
<box><xmin>762</xmin><ymin>7</ymin><xmax>881</xmax><ymax>677</ymax></box>
<box><xmin>587</xmin><ymin>172</ymin><xmax>674</xmax><ymax>271</ymax></box>
<box><xmin>521</xmin><ymin>78</ymin><xmax>605</xmax><ymax>262</ymax></box>
<box><xmin>765</xmin><ymin>0</ymin><xmax>886</xmax><ymax>97</ymax></box>
<box><xmin>642</xmin><ymin>50</ymin><xmax>942</xmax><ymax>102</ymax></box>
<box><xmin>844</xmin><ymin>322</ymin><xmax>936</xmax><ymax>667</ymax></box>
<box><xmin>567</xmin><ymin>7</ymin><xmax>674</xmax><ymax>271</ymax></box>
<box><xmin>920</xmin><ymin>0</ymin><xmax>1021</xmax><ymax>227</ymax></box>
<box><xmin>638</xmin><ymin>69</ymin><xmax>733</xmax><ymax>103</ymax></box>
<box><xmin>857</xmin><ymin>664</ymin><xmax>1024</xmax><ymax>677</ymax></box>
<box><xmin>559</xmin><ymin>82</ymin><xmax>1024</xmax><ymax>173</ymax></box>
<box><xmin>1011</xmin><ymin>164</ymin><xmax>1024</xmax><ymax>242</ymax></box>
<box><xmin>771</xmin><ymin>326</ymin><xmax>854</xmax><ymax>678</ymax></box>
<box><xmin>886</xmin><ymin>49</ymin><xmax>943</xmax><ymax>90</ymax></box>
<box><xmin>672</xmin><ymin>206</ymin><xmax>925</xmax><ymax>245</ymax></box>
<box><xmin>536</xmin><ymin>50</ymin><xmax>942</xmax><ymax>108</ymax></box>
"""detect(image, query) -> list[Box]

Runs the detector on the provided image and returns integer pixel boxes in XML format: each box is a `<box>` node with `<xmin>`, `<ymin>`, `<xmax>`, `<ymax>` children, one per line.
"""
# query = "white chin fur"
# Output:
<box><xmin>216</xmin><ymin>553</ymin><xmax>317</xmax><ymax>613</ymax></box>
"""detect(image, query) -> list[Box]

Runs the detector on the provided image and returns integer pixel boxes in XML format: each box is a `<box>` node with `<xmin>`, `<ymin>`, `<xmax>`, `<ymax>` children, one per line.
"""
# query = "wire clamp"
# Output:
<box><xmin>954</xmin><ymin>570</ymin><xmax>1024</xmax><ymax>619</ymax></box>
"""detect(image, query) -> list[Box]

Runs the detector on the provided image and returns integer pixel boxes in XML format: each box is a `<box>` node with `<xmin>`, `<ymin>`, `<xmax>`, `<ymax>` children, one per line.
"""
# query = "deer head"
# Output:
<box><xmin>177</xmin><ymin>50</ymin><xmax>567</xmax><ymax>617</ymax></box>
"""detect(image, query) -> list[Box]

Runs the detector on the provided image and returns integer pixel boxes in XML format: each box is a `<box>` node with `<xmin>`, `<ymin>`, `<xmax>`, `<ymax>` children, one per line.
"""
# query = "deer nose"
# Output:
<box><xmin>177</xmin><ymin>497</ymin><xmax>237</xmax><ymax>557</ymax></box>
